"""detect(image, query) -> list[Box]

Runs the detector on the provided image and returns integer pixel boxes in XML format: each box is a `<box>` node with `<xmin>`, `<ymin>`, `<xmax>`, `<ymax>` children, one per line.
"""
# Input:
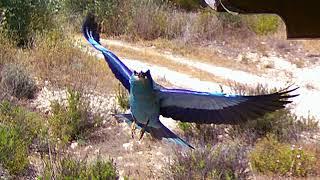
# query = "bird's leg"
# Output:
<box><xmin>139</xmin><ymin>119</ymin><xmax>150</xmax><ymax>140</ymax></box>
<box><xmin>131</xmin><ymin>120</ymin><xmax>136</xmax><ymax>139</ymax></box>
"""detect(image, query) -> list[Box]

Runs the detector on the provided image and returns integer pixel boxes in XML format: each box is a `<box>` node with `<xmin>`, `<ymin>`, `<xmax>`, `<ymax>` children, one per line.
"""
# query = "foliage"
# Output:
<box><xmin>169</xmin><ymin>0</ymin><xmax>203</xmax><ymax>10</ymax></box>
<box><xmin>41</xmin><ymin>154</ymin><xmax>118</xmax><ymax>179</ymax></box>
<box><xmin>0</xmin><ymin>0</ymin><xmax>57</xmax><ymax>46</ymax></box>
<box><xmin>87</xmin><ymin>157</ymin><xmax>118</xmax><ymax>179</ymax></box>
<box><xmin>49</xmin><ymin>89</ymin><xmax>97</xmax><ymax>145</ymax></box>
<box><xmin>250</xmin><ymin>135</ymin><xmax>317</xmax><ymax>177</ymax></box>
<box><xmin>0</xmin><ymin>63</ymin><xmax>37</xmax><ymax>99</ymax></box>
<box><xmin>247</xmin><ymin>15</ymin><xmax>280</xmax><ymax>35</ymax></box>
<box><xmin>0</xmin><ymin>126</ymin><xmax>29</xmax><ymax>175</ymax></box>
<box><xmin>165</xmin><ymin>140</ymin><xmax>250</xmax><ymax>179</ymax></box>
<box><xmin>115</xmin><ymin>83</ymin><xmax>130</xmax><ymax>111</ymax></box>
<box><xmin>0</xmin><ymin>101</ymin><xmax>45</xmax><ymax>175</ymax></box>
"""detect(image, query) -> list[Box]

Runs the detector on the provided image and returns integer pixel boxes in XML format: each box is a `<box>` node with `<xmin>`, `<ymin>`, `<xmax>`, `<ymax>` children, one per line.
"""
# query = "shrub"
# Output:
<box><xmin>87</xmin><ymin>158</ymin><xmax>118</xmax><ymax>179</ymax></box>
<box><xmin>0</xmin><ymin>101</ymin><xmax>46</xmax><ymax>175</ymax></box>
<box><xmin>0</xmin><ymin>64</ymin><xmax>36</xmax><ymax>99</ymax></box>
<box><xmin>0</xmin><ymin>126</ymin><xmax>29</xmax><ymax>175</ymax></box>
<box><xmin>165</xmin><ymin>140</ymin><xmax>250</xmax><ymax>179</ymax></box>
<box><xmin>115</xmin><ymin>83</ymin><xmax>129</xmax><ymax>111</ymax></box>
<box><xmin>247</xmin><ymin>15</ymin><xmax>280</xmax><ymax>35</ymax></box>
<box><xmin>41</xmin><ymin>154</ymin><xmax>118</xmax><ymax>179</ymax></box>
<box><xmin>49</xmin><ymin>89</ymin><xmax>99</xmax><ymax>145</ymax></box>
<box><xmin>250</xmin><ymin>134</ymin><xmax>317</xmax><ymax>177</ymax></box>
<box><xmin>0</xmin><ymin>0</ymin><xmax>56</xmax><ymax>46</ymax></box>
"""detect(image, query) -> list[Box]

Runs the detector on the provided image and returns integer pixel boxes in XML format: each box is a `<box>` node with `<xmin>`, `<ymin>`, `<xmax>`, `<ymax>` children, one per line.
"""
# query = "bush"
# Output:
<box><xmin>49</xmin><ymin>89</ymin><xmax>99</xmax><ymax>145</ymax></box>
<box><xmin>164</xmin><ymin>140</ymin><xmax>250</xmax><ymax>179</ymax></box>
<box><xmin>0</xmin><ymin>126</ymin><xmax>29</xmax><ymax>175</ymax></box>
<box><xmin>0</xmin><ymin>101</ymin><xmax>46</xmax><ymax>175</ymax></box>
<box><xmin>41</xmin><ymin>154</ymin><xmax>118</xmax><ymax>179</ymax></box>
<box><xmin>250</xmin><ymin>135</ymin><xmax>317</xmax><ymax>177</ymax></box>
<box><xmin>0</xmin><ymin>0</ymin><xmax>57</xmax><ymax>46</ymax></box>
<box><xmin>0</xmin><ymin>64</ymin><xmax>36</xmax><ymax>99</ymax></box>
<box><xmin>247</xmin><ymin>15</ymin><xmax>280</xmax><ymax>35</ymax></box>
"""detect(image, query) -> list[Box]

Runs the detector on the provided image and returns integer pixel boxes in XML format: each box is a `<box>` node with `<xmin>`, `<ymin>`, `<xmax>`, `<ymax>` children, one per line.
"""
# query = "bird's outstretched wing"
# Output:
<box><xmin>82</xmin><ymin>15</ymin><xmax>132</xmax><ymax>91</ymax></box>
<box><xmin>157</xmin><ymin>87</ymin><xmax>298</xmax><ymax>124</ymax></box>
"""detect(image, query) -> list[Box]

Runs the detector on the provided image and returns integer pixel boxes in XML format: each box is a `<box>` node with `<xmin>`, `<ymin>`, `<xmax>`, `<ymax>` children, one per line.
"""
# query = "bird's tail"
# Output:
<box><xmin>113</xmin><ymin>114</ymin><xmax>194</xmax><ymax>149</ymax></box>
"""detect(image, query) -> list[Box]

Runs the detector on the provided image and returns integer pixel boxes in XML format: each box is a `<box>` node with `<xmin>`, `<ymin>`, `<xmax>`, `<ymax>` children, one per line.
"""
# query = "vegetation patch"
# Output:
<box><xmin>0</xmin><ymin>64</ymin><xmax>37</xmax><ymax>99</ymax></box>
<box><xmin>250</xmin><ymin>134</ymin><xmax>317</xmax><ymax>177</ymax></box>
<box><xmin>164</xmin><ymin>140</ymin><xmax>250</xmax><ymax>179</ymax></box>
<box><xmin>49</xmin><ymin>89</ymin><xmax>101</xmax><ymax>145</ymax></box>
<box><xmin>0</xmin><ymin>101</ymin><xmax>45</xmax><ymax>175</ymax></box>
<box><xmin>41</xmin><ymin>154</ymin><xmax>118</xmax><ymax>179</ymax></box>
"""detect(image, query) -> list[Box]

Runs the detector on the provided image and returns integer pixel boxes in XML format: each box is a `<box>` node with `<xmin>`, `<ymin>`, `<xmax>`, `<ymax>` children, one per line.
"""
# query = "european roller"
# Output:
<box><xmin>82</xmin><ymin>16</ymin><xmax>298</xmax><ymax>149</ymax></box>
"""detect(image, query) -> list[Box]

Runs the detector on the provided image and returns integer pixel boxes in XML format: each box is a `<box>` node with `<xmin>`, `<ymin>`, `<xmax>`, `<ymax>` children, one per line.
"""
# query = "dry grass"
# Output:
<box><xmin>111</xmin><ymin>37</ymin><xmax>263</xmax><ymax>74</ymax></box>
<box><xmin>106</xmin><ymin>42</ymin><xmax>229</xmax><ymax>86</ymax></box>
<box><xmin>28</xmin><ymin>38</ymin><xmax>117</xmax><ymax>93</ymax></box>
<box><xmin>302</xmin><ymin>40</ymin><xmax>320</xmax><ymax>54</ymax></box>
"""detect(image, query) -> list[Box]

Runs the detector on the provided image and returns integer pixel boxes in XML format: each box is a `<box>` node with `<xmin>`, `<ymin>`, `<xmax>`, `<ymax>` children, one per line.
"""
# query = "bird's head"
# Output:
<box><xmin>130</xmin><ymin>70</ymin><xmax>153</xmax><ymax>88</ymax></box>
<box><xmin>134</xmin><ymin>70</ymin><xmax>148</xmax><ymax>79</ymax></box>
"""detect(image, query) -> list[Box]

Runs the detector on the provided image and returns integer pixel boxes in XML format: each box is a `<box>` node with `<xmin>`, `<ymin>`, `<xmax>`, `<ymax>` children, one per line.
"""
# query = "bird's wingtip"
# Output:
<box><xmin>82</xmin><ymin>13</ymin><xmax>100</xmax><ymax>43</ymax></box>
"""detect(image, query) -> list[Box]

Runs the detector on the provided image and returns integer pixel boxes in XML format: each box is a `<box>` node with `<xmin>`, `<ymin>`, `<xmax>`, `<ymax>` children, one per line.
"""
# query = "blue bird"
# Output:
<box><xmin>82</xmin><ymin>16</ymin><xmax>298</xmax><ymax>149</ymax></box>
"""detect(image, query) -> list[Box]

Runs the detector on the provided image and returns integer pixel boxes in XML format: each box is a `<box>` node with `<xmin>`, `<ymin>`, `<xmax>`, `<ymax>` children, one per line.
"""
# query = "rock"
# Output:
<box><xmin>123</xmin><ymin>142</ymin><xmax>133</xmax><ymax>151</ymax></box>
<box><xmin>70</xmin><ymin>142</ymin><xmax>78</xmax><ymax>149</ymax></box>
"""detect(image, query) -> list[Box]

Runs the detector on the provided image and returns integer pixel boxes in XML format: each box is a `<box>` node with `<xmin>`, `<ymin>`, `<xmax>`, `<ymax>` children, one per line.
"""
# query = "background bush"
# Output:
<box><xmin>0</xmin><ymin>64</ymin><xmax>37</xmax><ymax>99</ymax></box>
<box><xmin>0</xmin><ymin>0</ymin><xmax>57</xmax><ymax>46</ymax></box>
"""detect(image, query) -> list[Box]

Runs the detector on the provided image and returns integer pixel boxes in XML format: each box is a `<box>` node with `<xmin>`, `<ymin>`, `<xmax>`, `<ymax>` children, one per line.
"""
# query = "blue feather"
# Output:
<box><xmin>82</xmin><ymin>17</ymin><xmax>132</xmax><ymax>91</ymax></box>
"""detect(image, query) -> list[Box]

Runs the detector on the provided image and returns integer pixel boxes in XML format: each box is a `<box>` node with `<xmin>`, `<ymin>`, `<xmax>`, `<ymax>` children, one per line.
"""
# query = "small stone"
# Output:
<box><xmin>123</xmin><ymin>142</ymin><xmax>133</xmax><ymax>151</ymax></box>
<box><xmin>70</xmin><ymin>142</ymin><xmax>78</xmax><ymax>149</ymax></box>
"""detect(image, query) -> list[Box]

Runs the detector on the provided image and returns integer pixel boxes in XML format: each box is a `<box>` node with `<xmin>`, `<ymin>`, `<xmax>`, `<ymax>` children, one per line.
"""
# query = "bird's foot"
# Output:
<box><xmin>139</xmin><ymin>128</ymin><xmax>146</xmax><ymax>140</ymax></box>
<box><xmin>131</xmin><ymin>121</ymin><xmax>136</xmax><ymax>139</ymax></box>
<box><xmin>139</xmin><ymin>119</ymin><xmax>150</xmax><ymax>141</ymax></box>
